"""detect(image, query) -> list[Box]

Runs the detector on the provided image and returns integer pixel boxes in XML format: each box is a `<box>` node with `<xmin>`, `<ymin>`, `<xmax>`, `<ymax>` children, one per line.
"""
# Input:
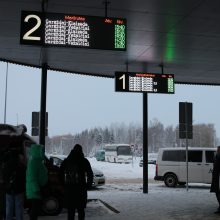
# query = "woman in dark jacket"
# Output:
<box><xmin>59</xmin><ymin>144</ymin><xmax>93</xmax><ymax>220</ymax></box>
<box><xmin>210</xmin><ymin>146</ymin><xmax>220</xmax><ymax>213</ymax></box>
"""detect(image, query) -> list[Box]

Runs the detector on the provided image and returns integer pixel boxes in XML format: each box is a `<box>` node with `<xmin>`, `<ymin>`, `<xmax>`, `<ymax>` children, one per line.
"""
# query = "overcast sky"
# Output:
<box><xmin>0</xmin><ymin>61</ymin><xmax>220</xmax><ymax>138</ymax></box>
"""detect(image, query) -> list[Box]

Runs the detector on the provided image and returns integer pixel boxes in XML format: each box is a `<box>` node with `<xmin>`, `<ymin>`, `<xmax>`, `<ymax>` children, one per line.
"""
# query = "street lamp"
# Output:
<box><xmin>152</xmin><ymin>133</ymin><xmax>156</xmax><ymax>153</ymax></box>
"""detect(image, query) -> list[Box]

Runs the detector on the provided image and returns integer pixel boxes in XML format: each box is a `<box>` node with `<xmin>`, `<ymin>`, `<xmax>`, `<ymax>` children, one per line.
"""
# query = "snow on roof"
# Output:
<box><xmin>0</xmin><ymin>124</ymin><xmax>27</xmax><ymax>136</ymax></box>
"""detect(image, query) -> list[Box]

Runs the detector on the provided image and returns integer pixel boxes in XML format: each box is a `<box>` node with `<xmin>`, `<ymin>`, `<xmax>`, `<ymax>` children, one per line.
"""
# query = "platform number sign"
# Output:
<box><xmin>20</xmin><ymin>11</ymin><xmax>44</xmax><ymax>45</ymax></box>
<box><xmin>115</xmin><ymin>72</ymin><xmax>175</xmax><ymax>94</ymax></box>
<box><xmin>20</xmin><ymin>11</ymin><xmax>127</xmax><ymax>50</ymax></box>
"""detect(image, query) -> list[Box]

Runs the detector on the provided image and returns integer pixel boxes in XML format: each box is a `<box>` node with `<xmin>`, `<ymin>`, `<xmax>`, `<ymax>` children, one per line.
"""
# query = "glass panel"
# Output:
<box><xmin>206</xmin><ymin>151</ymin><xmax>215</xmax><ymax>163</ymax></box>
<box><xmin>162</xmin><ymin>150</ymin><xmax>185</xmax><ymax>162</ymax></box>
<box><xmin>117</xmin><ymin>146</ymin><xmax>131</xmax><ymax>155</ymax></box>
<box><xmin>188</xmin><ymin>151</ymin><xmax>202</xmax><ymax>162</ymax></box>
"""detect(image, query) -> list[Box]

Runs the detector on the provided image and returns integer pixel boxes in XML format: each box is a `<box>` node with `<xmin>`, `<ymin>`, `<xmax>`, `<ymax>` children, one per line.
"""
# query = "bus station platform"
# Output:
<box><xmin>25</xmin><ymin>183</ymin><xmax>220</xmax><ymax>220</ymax></box>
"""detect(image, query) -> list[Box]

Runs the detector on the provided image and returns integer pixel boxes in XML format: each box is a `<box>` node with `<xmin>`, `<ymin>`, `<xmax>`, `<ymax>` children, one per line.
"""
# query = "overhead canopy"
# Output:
<box><xmin>1</xmin><ymin>0</ymin><xmax>220</xmax><ymax>85</ymax></box>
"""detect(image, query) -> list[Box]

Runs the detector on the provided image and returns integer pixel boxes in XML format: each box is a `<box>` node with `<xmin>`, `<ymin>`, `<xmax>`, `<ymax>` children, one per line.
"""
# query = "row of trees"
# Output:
<box><xmin>46</xmin><ymin>119</ymin><xmax>218</xmax><ymax>156</ymax></box>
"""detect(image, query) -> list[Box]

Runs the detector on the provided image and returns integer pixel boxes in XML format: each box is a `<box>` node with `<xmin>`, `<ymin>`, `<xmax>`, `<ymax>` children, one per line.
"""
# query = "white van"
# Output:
<box><xmin>154</xmin><ymin>147</ymin><xmax>216</xmax><ymax>187</ymax></box>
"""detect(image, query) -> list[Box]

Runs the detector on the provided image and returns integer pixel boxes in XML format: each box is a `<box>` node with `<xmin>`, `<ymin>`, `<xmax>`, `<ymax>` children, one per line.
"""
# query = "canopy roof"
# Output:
<box><xmin>1</xmin><ymin>0</ymin><xmax>220</xmax><ymax>85</ymax></box>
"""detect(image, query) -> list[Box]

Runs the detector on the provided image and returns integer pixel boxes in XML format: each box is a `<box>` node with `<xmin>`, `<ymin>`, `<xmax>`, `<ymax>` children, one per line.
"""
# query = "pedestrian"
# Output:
<box><xmin>26</xmin><ymin>144</ymin><xmax>48</xmax><ymax>220</ymax></box>
<box><xmin>0</xmin><ymin>189</ymin><xmax>5</xmax><ymax>220</ymax></box>
<box><xmin>210</xmin><ymin>146</ymin><xmax>220</xmax><ymax>214</ymax></box>
<box><xmin>0</xmin><ymin>151</ymin><xmax>5</xmax><ymax>220</ymax></box>
<box><xmin>2</xmin><ymin>151</ymin><xmax>26</xmax><ymax>220</ymax></box>
<box><xmin>59</xmin><ymin>144</ymin><xmax>93</xmax><ymax>220</ymax></box>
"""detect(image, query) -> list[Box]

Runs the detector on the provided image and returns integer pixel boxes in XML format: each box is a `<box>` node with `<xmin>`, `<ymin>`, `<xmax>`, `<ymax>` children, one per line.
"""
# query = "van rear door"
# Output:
<box><xmin>188</xmin><ymin>150</ymin><xmax>203</xmax><ymax>183</ymax></box>
<box><xmin>203</xmin><ymin>150</ymin><xmax>215</xmax><ymax>184</ymax></box>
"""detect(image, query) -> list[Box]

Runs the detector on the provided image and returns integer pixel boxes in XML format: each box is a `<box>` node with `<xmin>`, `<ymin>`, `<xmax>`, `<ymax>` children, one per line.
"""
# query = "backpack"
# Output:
<box><xmin>64</xmin><ymin>164</ymin><xmax>81</xmax><ymax>185</ymax></box>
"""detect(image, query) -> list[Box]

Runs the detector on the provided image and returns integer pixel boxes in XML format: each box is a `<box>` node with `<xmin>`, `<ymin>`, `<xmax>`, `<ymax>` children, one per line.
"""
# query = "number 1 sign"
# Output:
<box><xmin>115</xmin><ymin>72</ymin><xmax>175</xmax><ymax>94</ymax></box>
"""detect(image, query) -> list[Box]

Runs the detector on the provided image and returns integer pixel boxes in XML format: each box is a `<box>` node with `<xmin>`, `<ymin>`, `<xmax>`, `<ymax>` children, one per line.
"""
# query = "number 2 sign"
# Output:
<box><xmin>20</xmin><ymin>11</ymin><xmax>44</xmax><ymax>45</ymax></box>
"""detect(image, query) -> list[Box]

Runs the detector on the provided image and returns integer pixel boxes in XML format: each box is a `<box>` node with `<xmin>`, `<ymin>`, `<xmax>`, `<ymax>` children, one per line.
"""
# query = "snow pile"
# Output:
<box><xmin>88</xmin><ymin>157</ymin><xmax>156</xmax><ymax>180</ymax></box>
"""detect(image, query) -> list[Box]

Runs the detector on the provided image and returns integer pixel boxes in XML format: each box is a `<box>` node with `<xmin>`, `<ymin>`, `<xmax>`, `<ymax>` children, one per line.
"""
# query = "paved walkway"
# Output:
<box><xmin>26</xmin><ymin>183</ymin><xmax>220</xmax><ymax>220</ymax></box>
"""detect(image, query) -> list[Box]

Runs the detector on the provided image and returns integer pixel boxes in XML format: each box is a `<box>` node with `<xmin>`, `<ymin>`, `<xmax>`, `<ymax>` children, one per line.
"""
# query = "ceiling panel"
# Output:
<box><xmin>1</xmin><ymin>0</ymin><xmax>220</xmax><ymax>84</ymax></box>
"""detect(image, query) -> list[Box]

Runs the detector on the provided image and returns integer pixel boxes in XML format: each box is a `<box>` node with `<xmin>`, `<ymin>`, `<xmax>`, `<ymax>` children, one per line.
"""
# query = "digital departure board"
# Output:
<box><xmin>20</xmin><ymin>11</ymin><xmax>126</xmax><ymax>51</ymax></box>
<box><xmin>115</xmin><ymin>72</ymin><xmax>175</xmax><ymax>94</ymax></box>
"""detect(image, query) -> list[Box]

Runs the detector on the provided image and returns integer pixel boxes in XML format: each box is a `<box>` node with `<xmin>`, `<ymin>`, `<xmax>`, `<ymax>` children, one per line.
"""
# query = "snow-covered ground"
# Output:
<box><xmin>88</xmin><ymin>156</ymin><xmax>155</xmax><ymax>181</ymax></box>
<box><xmin>36</xmin><ymin>156</ymin><xmax>219</xmax><ymax>220</ymax></box>
<box><xmin>87</xmin><ymin>157</ymin><xmax>218</xmax><ymax>220</ymax></box>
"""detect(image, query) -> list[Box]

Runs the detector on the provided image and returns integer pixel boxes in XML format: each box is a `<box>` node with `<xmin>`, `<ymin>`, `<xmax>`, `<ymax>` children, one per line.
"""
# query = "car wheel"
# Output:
<box><xmin>41</xmin><ymin>194</ymin><xmax>62</xmax><ymax>216</ymax></box>
<box><xmin>164</xmin><ymin>173</ymin><xmax>177</xmax><ymax>187</ymax></box>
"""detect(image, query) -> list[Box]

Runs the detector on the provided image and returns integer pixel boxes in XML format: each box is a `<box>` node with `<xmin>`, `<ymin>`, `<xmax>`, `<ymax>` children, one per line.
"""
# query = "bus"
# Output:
<box><xmin>95</xmin><ymin>149</ymin><xmax>105</xmax><ymax>161</ymax></box>
<box><xmin>104</xmin><ymin>144</ymin><xmax>132</xmax><ymax>163</ymax></box>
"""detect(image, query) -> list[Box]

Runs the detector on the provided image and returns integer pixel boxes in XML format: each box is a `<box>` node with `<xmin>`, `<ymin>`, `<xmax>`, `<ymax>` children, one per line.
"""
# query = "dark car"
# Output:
<box><xmin>47</xmin><ymin>155</ymin><xmax>106</xmax><ymax>187</ymax></box>
<box><xmin>0</xmin><ymin>124</ymin><xmax>64</xmax><ymax>216</ymax></box>
<box><xmin>139</xmin><ymin>153</ymin><xmax>158</xmax><ymax>167</ymax></box>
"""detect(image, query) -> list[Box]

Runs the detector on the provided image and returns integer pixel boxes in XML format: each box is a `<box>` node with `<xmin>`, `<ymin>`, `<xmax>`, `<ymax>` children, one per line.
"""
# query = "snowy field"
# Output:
<box><xmin>88</xmin><ymin>156</ymin><xmax>155</xmax><ymax>182</ymax></box>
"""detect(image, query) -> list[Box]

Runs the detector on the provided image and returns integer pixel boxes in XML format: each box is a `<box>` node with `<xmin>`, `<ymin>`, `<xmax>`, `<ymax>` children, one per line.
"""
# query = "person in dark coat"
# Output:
<box><xmin>59</xmin><ymin>144</ymin><xmax>93</xmax><ymax>220</ymax></box>
<box><xmin>2</xmin><ymin>152</ymin><xmax>26</xmax><ymax>220</ymax></box>
<box><xmin>210</xmin><ymin>146</ymin><xmax>220</xmax><ymax>214</ymax></box>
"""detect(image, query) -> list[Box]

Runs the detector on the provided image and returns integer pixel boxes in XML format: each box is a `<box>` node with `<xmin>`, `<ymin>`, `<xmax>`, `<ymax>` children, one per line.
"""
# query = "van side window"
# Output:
<box><xmin>188</xmin><ymin>151</ymin><xmax>202</xmax><ymax>162</ymax></box>
<box><xmin>162</xmin><ymin>150</ymin><xmax>185</xmax><ymax>162</ymax></box>
<box><xmin>205</xmin><ymin>151</ymin><xmax>215</xmax><ymax>163</ymax></box>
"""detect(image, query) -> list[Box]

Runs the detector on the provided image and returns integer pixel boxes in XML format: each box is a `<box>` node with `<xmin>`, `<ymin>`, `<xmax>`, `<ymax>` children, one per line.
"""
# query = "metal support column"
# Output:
<box><xmin>4</xmin><ymin>62</ymin><xmax>8</xmax><ymax>124</ymax></box>
<box><xmin>143</xmin><ymin>93</ymin><xmax>148</xmax><ymax>193</ymax></box>
<box><xmin>39</xmin><ymin>63</ymin><xmax>48</xmax><ymax>146</ymax></box>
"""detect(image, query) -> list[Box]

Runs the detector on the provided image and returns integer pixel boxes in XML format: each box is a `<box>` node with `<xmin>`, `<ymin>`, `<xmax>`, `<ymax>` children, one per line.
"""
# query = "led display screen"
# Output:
<box><xmin>20</xmin><ymin>11</ymin><xmax>126</xmax><ymax>51</ymax></box>
<box><xmin>115</xmin><ymin>72</ymin><xmax>175</xmax><ymax>94</ymax></box>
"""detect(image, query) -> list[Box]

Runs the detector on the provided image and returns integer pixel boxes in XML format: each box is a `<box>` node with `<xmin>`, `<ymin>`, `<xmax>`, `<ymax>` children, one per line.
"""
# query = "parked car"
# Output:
<box><xmin>47</xmin><ymin>155</ymin><xmax>106</xmax><ymax>187</ymax></box>
<box><xmin>154</xmin><ymin>147</ymin><xmax>216</xmax><ymax>187</ymax></box>
<box><xmin>139</xmin><ymin>153</ymin><xmax>158</xmax><ymax>167</ymax></box>
<box><xmin>95</xmin><ymin>149</ymin><xmax>105</xmax><ymax>161</ymax></box>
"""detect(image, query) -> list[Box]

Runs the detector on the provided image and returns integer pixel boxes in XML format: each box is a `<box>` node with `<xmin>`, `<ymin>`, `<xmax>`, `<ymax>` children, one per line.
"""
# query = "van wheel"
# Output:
<box><xmin>164</xmin><ymin>174</ymin><xmax>177</xmax><ymax>187</ymax></box>
<box><xmin>41</xmin><ymin>194</ymin><xmax>62</xmax><ymax>216</ymax></box>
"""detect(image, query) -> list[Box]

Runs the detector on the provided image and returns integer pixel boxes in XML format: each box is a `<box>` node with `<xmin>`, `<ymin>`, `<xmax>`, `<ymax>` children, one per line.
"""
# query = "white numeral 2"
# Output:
<box><xmin>23</xmin><ymin>14</ymin><xmax>41</xmax><ymax>41</ymax></box>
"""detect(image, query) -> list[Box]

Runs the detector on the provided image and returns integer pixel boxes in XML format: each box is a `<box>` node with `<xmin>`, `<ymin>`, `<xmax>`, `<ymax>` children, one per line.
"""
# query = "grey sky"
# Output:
<box><xmin>0</xmin><ymin>61</ymin><xmax>220</xmax><ymax>137</ymax></box>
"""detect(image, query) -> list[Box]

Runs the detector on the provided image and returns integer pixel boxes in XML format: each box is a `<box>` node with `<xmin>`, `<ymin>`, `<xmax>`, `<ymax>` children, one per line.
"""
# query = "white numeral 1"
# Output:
<box><xmin>119</xmin><ymin>74</ymin><xmax>125</xmax><ymax>89</ymax></box>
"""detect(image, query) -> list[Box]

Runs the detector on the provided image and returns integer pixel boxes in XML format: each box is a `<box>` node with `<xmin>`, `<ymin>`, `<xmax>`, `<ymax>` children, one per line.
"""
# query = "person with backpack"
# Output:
<box><xmin>26</xmin><ymin>144</ymin><xmax>48</xmax><ymax>220</ymax></box>
<box><xmin>59</xmin><ymin>144</ymin><xmax>93</xmax><ymax>220</ymax></box>
<box><xmin>2</xmin><ymin>151</ymin><xmax>26</xmax><ymax>220</ymax></box>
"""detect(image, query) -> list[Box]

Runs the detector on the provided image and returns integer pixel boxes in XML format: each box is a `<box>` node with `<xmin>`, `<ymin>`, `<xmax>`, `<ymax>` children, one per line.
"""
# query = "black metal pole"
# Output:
<box><xmin>159</xmin><ymin>63</ymin><xmax>164</xmax><ymax>74</ymax></box>
<box><xmin>39</xmin><ymin>63</ymin><xmax>48</xmax><ymax>146</ymax></box>
<box><xmin>185</xmin><ymin>102</ymin><xmax>189</xmax><ymax>191</ymax></box>
<box><xmin>4</xmin><ymin>62</ymin><xmax>8</xmax><ymax>124</ymax></box>
<box><xmin>143</xmin><ymin>93</ymin><xmax>148</xmax><ymax>193</ymax></box>
<box><xmin>104</xmin><ymin>0</ymin><xmax>110</xmax><ymax>17</ymax></box>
